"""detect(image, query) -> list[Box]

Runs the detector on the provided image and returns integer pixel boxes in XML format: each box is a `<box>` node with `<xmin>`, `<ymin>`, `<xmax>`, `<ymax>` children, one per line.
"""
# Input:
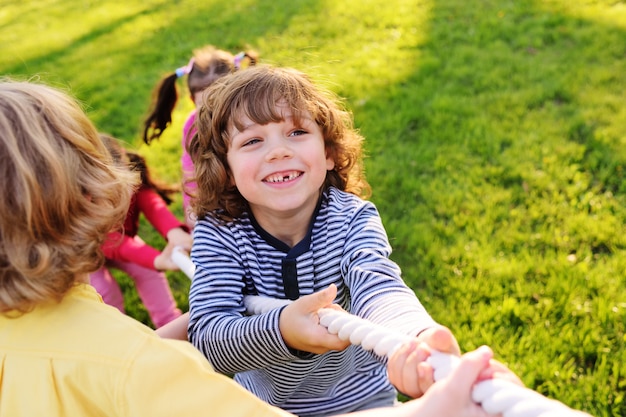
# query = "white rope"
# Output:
<box><xmin>171</xmin><ymin>251</ymin><xmax>585</xmax><ymax>417</ymax></box>
<box><xmin>252</xmin><ymin>298</ymin><xmax>581</xmax><ymax>417</ymax></box>
<box><xmin>172</xmin><ymin>246</ymin><xmax>195</xmax><ymax>279</ymax></box>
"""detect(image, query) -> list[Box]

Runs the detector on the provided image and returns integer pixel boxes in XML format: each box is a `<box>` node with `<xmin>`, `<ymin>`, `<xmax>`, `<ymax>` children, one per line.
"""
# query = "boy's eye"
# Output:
<box><xmin>290</xmin><ymin>129</ymin><xmax>307</xmax><ymax>137</ymax></box>
<box><xmin>242</xmin><ymin>138</ymin><xmax>261</xmax><ymax>147</ymax></box>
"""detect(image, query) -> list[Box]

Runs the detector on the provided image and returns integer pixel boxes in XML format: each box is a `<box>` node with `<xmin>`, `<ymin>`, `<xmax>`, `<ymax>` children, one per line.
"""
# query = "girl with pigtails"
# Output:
<box><xmin>143</xmin><ymin>45</ymin><xmax>258</xmax><ymax>227</ymax></box>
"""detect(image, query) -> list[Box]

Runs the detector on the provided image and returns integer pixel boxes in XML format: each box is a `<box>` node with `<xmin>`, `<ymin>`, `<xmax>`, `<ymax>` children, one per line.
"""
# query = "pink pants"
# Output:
<box><xmin>90</xmin><ymin>259</ymin><xmax>182</xmax><ymax>328</ymax></box>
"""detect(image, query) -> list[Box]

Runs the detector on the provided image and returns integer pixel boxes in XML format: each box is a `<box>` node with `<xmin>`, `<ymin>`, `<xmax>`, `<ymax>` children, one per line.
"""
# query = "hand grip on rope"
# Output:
<box><xmin>243</xmin><ymin>295</ymin><xmax>586</xmax><ymax>417</ymax></box>
<box><xmin>169</xmin><ymin>250</ymin><xmax>587</xmax><ymax>417</ymax></box>
<box><xmin>171</xmin><ymin>246</ymin><xmax>195</xmax><ymax>279</ymax></box>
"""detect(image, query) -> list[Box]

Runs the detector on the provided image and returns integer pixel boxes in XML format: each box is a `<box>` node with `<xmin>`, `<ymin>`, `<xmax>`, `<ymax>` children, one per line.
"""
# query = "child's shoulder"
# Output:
<box><xmin>196</xmin><ymin>211</ymin><xmax>253</xmax><ymax>235</ymax></box>
<box><xmin>327</xmin><ymin>186</ymin><xmax>369</xmax><ymax>204</ymax></box>
<box><xmin>325</xmin><ymin>186</ymin><xmax>377</xmax><ymax>215</ymax></box>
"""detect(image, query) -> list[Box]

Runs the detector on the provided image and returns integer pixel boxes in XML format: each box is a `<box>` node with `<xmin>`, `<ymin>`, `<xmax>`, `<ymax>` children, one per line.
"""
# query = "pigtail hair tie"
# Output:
<box><xmin>233</xmin><ymin>52</ymin><xmax>246</xmax><ymax>70</ymax></box>
<box><xmin>175</xmin><ymin>57</ymin><xmax>195</xmax><ymax>78</ymax></box>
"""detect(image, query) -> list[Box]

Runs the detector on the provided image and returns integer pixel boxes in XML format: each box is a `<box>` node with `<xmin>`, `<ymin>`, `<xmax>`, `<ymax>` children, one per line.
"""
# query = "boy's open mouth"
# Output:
<box><xmin>263</xmin><ymin>171</ymin><xmax>303</xmax><ymax>183</ymax></box>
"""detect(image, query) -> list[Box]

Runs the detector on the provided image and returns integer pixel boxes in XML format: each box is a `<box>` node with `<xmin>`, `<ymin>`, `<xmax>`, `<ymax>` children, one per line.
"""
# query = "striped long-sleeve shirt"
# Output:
<box><xmin>188</xmin><ymin>187</ymin><xmax>437</xmax><ymax>417</ymax></box>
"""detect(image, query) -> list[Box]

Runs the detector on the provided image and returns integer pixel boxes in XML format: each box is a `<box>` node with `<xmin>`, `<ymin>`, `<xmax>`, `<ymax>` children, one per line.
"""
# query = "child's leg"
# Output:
<box><xmin>304</xmin><ymin>389</ymin><xmax>397</xmax><ymax>417</ymax></box>
<box><xmin>108</xmin><ymin>259</ymin><xmax>182</xmax><ymax>328</ymax></box>
<box><xmin>89</xmin><ymin>265</ymin><xmax>126</xmax><ymax>313</ymax></box>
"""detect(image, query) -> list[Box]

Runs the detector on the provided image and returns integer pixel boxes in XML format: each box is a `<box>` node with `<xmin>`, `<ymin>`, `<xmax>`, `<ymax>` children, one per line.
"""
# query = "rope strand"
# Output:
<box><xmin>172</xmin><ymin>251</ymin><xmax>586</xmax><ymax>417</ymax></box>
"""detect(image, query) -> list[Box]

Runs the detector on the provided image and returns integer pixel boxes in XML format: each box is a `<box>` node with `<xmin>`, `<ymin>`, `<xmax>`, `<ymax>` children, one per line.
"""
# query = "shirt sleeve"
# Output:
<box><xmin>340</xmin><ymin>200</ymin><xmax>438</xmax><ymax>337</ymax></box>
<box><xmin>187</xmin><ymin>221</ymin><xmax>296</xmax><ymax>375</ymax></box>
<box><xmin>123</xmin><ymin>337</ymin><xmax>292</xmax><ymax>417</ymax></box>
<box><xmin>101</xmin><ymin>232</ymin><xmax>160</xmax><ymax>270</ymax></box>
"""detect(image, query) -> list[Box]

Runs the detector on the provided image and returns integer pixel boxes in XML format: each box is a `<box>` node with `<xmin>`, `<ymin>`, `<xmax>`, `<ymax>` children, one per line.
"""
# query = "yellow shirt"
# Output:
<box><xmin>0</xmin><ymin>284</ymin><xmax>292</xmax><ymax>417</ymax></box>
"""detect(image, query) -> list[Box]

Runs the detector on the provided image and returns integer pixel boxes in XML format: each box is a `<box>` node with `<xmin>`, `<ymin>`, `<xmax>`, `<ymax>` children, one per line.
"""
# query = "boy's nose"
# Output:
<box><xmin>265</xmin><ymin>138</ymin><xmax>293</xmax><ymax>162</ymax></box>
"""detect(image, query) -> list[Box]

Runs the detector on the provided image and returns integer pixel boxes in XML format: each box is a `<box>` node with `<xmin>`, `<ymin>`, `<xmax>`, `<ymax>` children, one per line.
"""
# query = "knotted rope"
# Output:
<box><xmin>172</xmin><ymin>248</ymin><xmax>587</xmax><ymax>417</ymax></box>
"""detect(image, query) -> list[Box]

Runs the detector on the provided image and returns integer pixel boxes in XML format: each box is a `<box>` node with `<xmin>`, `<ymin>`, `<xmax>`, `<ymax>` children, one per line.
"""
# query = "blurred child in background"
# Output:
<box><xmin>90</xmin><ymin>134</ymin><xmax>192</xmax><ymax>328</ymax></box>
<box><xmin>143</xmin><ymin>45</ymin><xmax>258</xmax><ymax>227</ymax></box>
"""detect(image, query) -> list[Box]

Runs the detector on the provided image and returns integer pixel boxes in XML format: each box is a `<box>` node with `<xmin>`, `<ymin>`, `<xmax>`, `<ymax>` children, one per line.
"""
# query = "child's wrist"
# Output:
<box><xmin>166</xmin><ymin>226</ymin><xmax>185</xmax><ymax>240</ymax></box>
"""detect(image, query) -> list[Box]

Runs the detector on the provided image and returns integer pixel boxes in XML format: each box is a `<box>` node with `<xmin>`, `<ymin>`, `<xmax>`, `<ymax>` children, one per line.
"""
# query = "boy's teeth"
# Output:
<box><xmin>267</xmin><ymin>172</ymin><xmax>299</xmax><ymax>183</ymax></box>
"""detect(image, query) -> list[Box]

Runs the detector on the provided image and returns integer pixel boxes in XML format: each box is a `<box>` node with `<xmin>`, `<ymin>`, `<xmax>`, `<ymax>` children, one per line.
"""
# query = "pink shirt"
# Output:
<box><xmin>102</xmin><ymin>186</ymin><xmax>188</xmax><ymax>269</ymax></box>
<box><xmin>181</xmin><ymin>110</ymin><xmax>197</xmax><ymax>211</ymax></box>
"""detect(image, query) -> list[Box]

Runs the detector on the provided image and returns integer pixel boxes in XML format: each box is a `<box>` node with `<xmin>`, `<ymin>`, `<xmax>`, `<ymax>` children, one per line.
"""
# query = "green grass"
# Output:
<box><xmin>2</xmin><ymin>0</ymin><xmax>626</xmax><ymax>415</ymax></box>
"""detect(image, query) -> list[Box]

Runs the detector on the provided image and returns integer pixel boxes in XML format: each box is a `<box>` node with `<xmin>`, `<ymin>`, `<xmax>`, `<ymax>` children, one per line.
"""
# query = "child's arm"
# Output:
<box><xmin>137</xmin><ymin>187</ymin><xmax>190</xmax><ymax>241</ymax></box>
<box><xmin>341</xmin><ymin>202</ymin><xmax>438</xmax><ymax>334</ymax></box>
<box><xmin>102</xmin><ymin>231</ymin><xmax>161</xmax><ymax>270</ymax></box>
<box><xmin>340</xmin><ymin>200</ymin><xmax>462</xmax><ymax>397</ymax></box>
<box><xmin>134</xmin><ymin>187</ymin><xmax>192</xmax><ymax>270</ymax></box>
<box><xmin>103</xmin><ymin>230</ymin><xmax>186</xmax><ymax>272</ymax></box>
<box><xmin>156</xmin><ymin>312</ymin><xmax>190</xmax><ymax>340</ymax></box>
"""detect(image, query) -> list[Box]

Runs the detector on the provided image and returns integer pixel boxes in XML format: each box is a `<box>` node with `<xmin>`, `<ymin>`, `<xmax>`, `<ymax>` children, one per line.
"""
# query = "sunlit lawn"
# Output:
<box><xmin>2</xmin><ymin>1</ymin><xmax>625</xmax><ymax>415</ymax></box>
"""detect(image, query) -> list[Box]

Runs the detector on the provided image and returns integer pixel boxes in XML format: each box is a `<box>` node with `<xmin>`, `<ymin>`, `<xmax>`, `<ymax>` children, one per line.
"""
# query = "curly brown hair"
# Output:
<box><xmin>187</xmin><ymin>65</ymin><xmax>370</xmax><ymax>222</ymax></box>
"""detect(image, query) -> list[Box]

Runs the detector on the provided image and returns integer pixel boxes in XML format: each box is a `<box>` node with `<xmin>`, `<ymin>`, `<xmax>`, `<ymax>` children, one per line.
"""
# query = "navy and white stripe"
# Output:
<box><xmin>188</xmin><ymin>187</ymin><xmax>437</xmax><ymax>417</ymax></box>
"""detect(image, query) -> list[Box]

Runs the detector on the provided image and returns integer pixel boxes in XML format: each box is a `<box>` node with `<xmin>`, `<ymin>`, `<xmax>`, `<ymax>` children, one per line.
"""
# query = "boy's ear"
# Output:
<box><xmin>326</xmin><ymin>159</ymin><xmax>335</xmax><ymax>171</ymax></box>
<box><xmin>325</xmin><ymin>152</ymin><xmax>335</xmax><ymax>171</ymax></box>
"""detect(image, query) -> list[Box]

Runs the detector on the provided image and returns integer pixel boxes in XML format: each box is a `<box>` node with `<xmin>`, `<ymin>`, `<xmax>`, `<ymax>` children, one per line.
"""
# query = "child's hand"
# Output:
<box><xmin>387</xmin><ymin>325</ymin><xmax>460</xmax><ymax>398</ymax></box>
<box><xmin>154</xmin><ymin>241</ymin><xmax>180</xmax><ymax>271</ymax></box>
<box><xmin>279</xmin><ymin>284</ymin><xmax>351</xmax><ymax>354</ymax></box>
<box><xmin>166</xmin><ymin>227</ymin><xmax>193</xmax><ymax>251</ymax></box>
<box><xmin>413</xmin><ymin>345</ymin><xmax>497</xmax><ymax>417</ymax></box>
<box><xmin>476</xmin><ymin>357</ymin><xmax>524</xmax><ymax>387</ymax></box>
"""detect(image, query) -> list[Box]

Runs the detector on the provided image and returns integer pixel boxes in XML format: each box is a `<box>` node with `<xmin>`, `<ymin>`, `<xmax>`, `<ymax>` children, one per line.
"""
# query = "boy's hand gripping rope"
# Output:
<box><xmin>172</xmin><ymin>250</ymin><xmax>587</xmax><ymax>417</ymax></box>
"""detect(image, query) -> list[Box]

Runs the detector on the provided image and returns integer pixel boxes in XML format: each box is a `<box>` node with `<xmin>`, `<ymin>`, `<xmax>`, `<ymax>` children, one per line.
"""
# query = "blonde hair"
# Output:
<box><xmin>188</xmin><ymin>65</ymin><xmax>370</xmax><ymax>221</ymax></box>
<box><xmin>0</xmin><ymin>79</ymin><xmax>139</xmax><ymax>314</ymax></box>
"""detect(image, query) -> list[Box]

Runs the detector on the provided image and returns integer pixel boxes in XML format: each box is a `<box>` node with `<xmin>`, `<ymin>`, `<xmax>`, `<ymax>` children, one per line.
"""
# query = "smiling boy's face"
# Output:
<box><xmin>226</xmin><ymin>103</ymin><xmax>334</xmax><ymax>231</ymax></box>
